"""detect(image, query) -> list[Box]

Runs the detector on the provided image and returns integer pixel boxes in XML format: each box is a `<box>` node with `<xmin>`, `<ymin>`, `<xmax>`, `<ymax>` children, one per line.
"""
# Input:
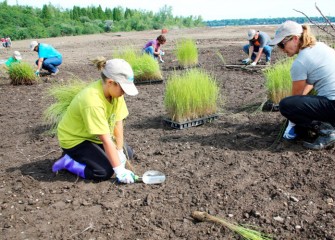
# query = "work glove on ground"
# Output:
<box><xmin>117</xmin><ymin>149</ymin><xmax>127</xmax><ymax>168</ymax></box>
<box><xmin>250</xmin><ymin>62</ymin><xmax>257</xmax><ymax>66</ymax></box>
<box><xmin>283</xmin><ymin>121</ymin><xmax>297</xmax><ymax>140</ymax></box>
<box><xmin>242</xmin><ymin>58</ymin><xmax>250</xmax><ymax>64</ymax></box>
<box><xmin>113</xmin><ymin>165</ymin><xmax>135</xmax><ymax>184</ymax></box>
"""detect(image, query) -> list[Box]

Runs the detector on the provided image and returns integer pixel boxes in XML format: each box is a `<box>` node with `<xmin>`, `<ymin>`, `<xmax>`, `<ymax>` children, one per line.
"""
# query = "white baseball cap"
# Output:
<box><xmin>102</xmin><ymin>59</ymin><xmax>138</xmax><ymax>96</ymax></box>
<box><xmin>269</xmin><ymin>21</ymin><xmax>303</xmax><ymax>46</ymax></box>
<box><xmin>29</xmin><ymin>41</ymin><xmax>38</xmax><ymax>51</ymax></box>
<box><xmin>247</xmin><ymin>29</ymin><xmax>256</xmax><ymax>40</ymax></box>
<box><xmin>13</xmin><ymin>51</ymin><xmax>22</xmax><ymax>60</ymax></box>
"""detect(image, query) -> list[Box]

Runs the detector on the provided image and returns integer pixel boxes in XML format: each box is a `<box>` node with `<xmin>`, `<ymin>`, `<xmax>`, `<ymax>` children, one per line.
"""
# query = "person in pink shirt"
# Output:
<box><xmin>143</xmin><ymin>35</ymin><xmax>166</xmax><ymax>62</ymax></box>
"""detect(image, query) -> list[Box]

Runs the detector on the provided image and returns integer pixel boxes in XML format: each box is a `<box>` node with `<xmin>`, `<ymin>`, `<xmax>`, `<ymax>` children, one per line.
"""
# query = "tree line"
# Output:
<box><xmin>206</xmin><ymin>17</ymin><xmax>335</xmax><ymax>27</ymax></box>
<box><xmin>0</xmin><ymin>1</ymin><xmax>203</xmax><ymax>40</ymax></box>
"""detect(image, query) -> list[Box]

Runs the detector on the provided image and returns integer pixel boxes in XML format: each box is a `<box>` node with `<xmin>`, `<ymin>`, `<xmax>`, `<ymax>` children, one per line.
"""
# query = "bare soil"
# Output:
<box><xmin>0</xmin><ymin>26</ymin><xmax>334</xmax><ymax>240</ymax></box>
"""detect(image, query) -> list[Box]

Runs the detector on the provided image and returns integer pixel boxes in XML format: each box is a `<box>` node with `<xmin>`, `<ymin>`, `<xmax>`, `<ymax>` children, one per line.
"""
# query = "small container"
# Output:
<box><xmin>138</xmin><ymin>170</ymin><xmax>166</xmax><ymax>184</ymax></box>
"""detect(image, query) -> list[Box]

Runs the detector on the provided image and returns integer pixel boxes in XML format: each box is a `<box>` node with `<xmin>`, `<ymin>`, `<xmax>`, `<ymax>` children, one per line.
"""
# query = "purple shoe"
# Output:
<box><xmin>52</xmin><ymin>154</ymin><xmax>86</xmax><ymax>178</ymax></box>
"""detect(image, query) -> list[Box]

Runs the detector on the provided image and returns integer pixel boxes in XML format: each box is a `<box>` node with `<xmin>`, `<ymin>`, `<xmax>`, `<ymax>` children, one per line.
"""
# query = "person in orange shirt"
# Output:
<box><xmin>242</xmin><ymin>29</ymin><xmax>272</xmax><ymax>66</ymax></box>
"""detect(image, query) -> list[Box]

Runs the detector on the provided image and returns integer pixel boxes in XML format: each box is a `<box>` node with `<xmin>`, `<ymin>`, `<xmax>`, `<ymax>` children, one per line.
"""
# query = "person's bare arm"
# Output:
<box><xmin>98</xmin><ymin>134</ymin><xmax>121</xmax><ymax>168</ymax></box>
<box><xmin>114</xmin><ymin>120</ymin><xmax>124</xmax><ymax>150</ymax></box>
<box><xmin>292</xmin><ymin>80</ymin><xmax>307</xmax><ymax>95</ymax></box>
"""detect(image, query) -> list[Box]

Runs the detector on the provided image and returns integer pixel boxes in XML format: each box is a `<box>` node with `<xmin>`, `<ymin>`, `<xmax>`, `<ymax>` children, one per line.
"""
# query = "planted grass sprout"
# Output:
<box><xmin>175</xmin><ymin>38</ymin><xmax>198</xmax><ymax>68</ymax></box>
<box><xmin>263</xmin><ymin>57</ymin><xmax>293</xmax><ymax>104</ymax></box>
<box><xmin>8</xmin><ymin>62</ymin><xmax>38</xmax><ymax>85</ymax></box>
<box><xmin>114</xmin><ymin>47</ymin><xmax>162</xmax><ymax>81</ymax></box>
<box><xmin>164</xmin><ymin>69</ymin><xmax>220</xmax><ymax>122</ymax></box>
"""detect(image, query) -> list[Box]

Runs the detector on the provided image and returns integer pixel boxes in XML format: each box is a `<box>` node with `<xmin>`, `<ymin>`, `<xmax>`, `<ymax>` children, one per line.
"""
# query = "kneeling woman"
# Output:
<box><xmin>52</xmin><ymin>58</ymin><xmax>138</xmax><ymax>183</ymax></box>
<box><xmin>270</xmin><ymin>21</ymin><xmax>335</xmax><ymax>149</ymax></box>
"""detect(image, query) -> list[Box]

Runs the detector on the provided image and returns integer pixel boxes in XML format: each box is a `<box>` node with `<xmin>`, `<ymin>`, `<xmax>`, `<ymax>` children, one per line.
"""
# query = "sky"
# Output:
<box><xmin>5</xmin><ymin>0</ymin><xmax>335</xmax><ymax>21</ymax></box>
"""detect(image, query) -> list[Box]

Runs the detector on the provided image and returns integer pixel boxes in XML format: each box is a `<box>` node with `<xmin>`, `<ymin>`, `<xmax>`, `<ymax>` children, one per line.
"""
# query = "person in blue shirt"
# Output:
<box><xmin>30</xmin><ymin>41</ymin><xmax>62</xmax><ymax>76</ymax></box>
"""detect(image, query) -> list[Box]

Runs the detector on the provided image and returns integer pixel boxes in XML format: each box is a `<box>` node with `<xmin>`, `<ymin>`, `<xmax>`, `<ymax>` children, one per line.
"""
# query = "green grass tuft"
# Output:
<box><xmin>43</xmin><ymin>79</ymin><xmax>89</xmax><ymax>134</ymax></box>
<box><xmin>8</xmin><ymin>62</ymin><xmax>38</xmax><ymax>85</ymax></box>
<box><xmin>175</xmin><ymin>38</ymin><xmax>198</xmax><ymax>67</ymax></box>
<box><xmin>164</xmin><ymin>69</ymin><xmax>220</xmax><ymax>122</ymax></box>
<box><xmin>263</xmin><ymin>58</ymin><xmax>294</xmax><ymax>104</ymax></box>
<box><xmin>114</xmin><ymin>47</ymin><xmax>162</xmax><ymax>81</ymax></box>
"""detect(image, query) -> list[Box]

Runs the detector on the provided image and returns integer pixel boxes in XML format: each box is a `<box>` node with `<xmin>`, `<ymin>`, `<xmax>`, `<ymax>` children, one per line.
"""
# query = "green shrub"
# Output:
<box><xmin>263</xmin><ymin>58</ymin><xmax>294</xmax><ymax>104</ymax></box>
<box><xmin>175</xmin><ymin>38</ymin><xmax>198</xmax><ymax>67</ymax></box>
<box><xmin>43</xmin><ymin>79</ymin><xmax>89</xmax><ymax>134</ymax></box>
<box><xmin>8</xmin><ymin>62</ymin><xmax>38</xmax><ymax>85</ymax></box>
<box><xmin>114</xmin><ymin>47</ymin><xmax>162</xmax><ymax>81</ymax></box>
<box><xmin>164</xmin><ymin>69</ymin><xmax>220</xmax><ymax>122</ymax></box>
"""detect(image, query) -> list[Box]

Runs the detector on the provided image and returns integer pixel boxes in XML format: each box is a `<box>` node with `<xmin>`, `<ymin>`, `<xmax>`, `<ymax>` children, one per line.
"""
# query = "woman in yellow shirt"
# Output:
<box><xmin>52</xmin><ymin>58</ymin><xmax>138</xmax><ymax>183</ymax></box>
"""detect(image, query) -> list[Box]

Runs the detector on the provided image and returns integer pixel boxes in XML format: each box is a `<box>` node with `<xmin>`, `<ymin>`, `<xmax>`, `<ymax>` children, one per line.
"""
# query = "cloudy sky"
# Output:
<box><xmin>5</xmin><ymin>0</ymin><xmax>335</xmax><ymax>21</ymax></box>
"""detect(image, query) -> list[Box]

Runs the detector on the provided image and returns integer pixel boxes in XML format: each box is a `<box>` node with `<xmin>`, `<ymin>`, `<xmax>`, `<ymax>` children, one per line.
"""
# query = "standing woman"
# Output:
<box><xmin>52</xmin><ymin>58</ymin><xmax>138</xmax><ymax>183</ymax></box>
<box><xmin>270</xmin><ymin>20</ymin><xmax>335</xmax><ymax>149</ymax></box>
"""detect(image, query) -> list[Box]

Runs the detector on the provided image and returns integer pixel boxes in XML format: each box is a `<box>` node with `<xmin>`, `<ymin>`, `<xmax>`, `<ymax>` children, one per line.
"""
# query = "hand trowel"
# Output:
<box><xmin>135</xmin><ymin>170</ymin><xmax>166</xmax><ymax>184</ymax></box>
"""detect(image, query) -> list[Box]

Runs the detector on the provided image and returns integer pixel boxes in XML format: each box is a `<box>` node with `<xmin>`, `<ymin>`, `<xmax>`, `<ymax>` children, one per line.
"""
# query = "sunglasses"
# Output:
<box><xmin>277</xmin><ymin>36</ymin><xmax>293</xmax><ymax>49</ymax></box>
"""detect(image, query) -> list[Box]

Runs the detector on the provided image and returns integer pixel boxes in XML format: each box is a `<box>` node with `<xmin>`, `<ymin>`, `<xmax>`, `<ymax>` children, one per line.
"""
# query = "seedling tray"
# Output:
<box><xmin>163</xmin><ymin>114</ymin><xmax>219</xmax><ymax>129</ymax></box>
<box><xmin>134</xmin><ymin>79</ymin><xmax>163</xmax><ymax>85</ymax></box>
<box><xmin>262</xmin><ymin>100</ymin><xmax>279</xmax><ymax>112</ymax></box>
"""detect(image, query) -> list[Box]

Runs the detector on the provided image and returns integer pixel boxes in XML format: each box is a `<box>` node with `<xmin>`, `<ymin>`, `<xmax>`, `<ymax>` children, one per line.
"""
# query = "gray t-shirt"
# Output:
<box><xmin>291</xmin><ymin>42</ymin><xmax>335</xmax><ymax>100</ymax></box>
<box><xmin>249</xmin><ymin>31</ymin><xmax>271</xmax><ymax>48</ymax></box>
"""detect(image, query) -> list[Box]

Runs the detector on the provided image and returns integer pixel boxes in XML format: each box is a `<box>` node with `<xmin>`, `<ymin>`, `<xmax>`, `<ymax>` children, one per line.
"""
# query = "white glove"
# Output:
<box><xmin>160</xmin><ymin>51</ymin><xmax>165</xmax><ymax>56</ymax></box>
<box><xmin>117</xmin><ymin>149</ymin><xmax>127</xmax><ymax>168</ymax></box>
<box><xmin>113</xmin><ymin>165</ymin><xmax>135</xmax><ymax>184</ymax></box>
<box><xmin>242</xmin><ymin>58</ymin><xmax>250</xmax><ymax>64</ymax></box>
<box><xmin>250</xmin><ymin>62</ymin><xmax>257</xmax><ymax>66</ymax></box>
<box><xmin>283</xmin><ymin>121</ymin><xmax>297</xmax><ymax>140</ymax></box>
<box><xmin>159</xmin><ymin>58</ymin><xmax>165</xmax><ymax>63</ymax></box>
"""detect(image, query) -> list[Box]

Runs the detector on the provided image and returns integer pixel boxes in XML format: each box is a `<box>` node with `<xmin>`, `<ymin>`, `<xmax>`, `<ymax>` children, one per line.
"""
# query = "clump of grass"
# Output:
<box><xmin>43</xmin><ymin>79</ymin><xmax>89</xmax><ymax>134</ymax></box>
<box><xmin>175</xmin><ymin>38</ymin><xmax>198</xmax><ymax>67</ymax></box>
<box><xmin>114</xmin><ymin>47</ymin><xmax>162</xmax><ymax>81</ymax></box>
<box><xmin>8</xmin><ymin>62</ymin><xmax>38</xmax><ymax>85</ymax></box>
<box><xmin>164</xmin><ymin>69</ymin><xmax>220</xmax><ymax>122</ymax></box>
<box><xmin>192</xmin><ymin>211</ymin><xmax>272</xmax><ymax>240</ymax></box>
<box><xmin>263</xmin><ymin>58</ymin><xmax>294</xmax><ymax>104</ymax></box>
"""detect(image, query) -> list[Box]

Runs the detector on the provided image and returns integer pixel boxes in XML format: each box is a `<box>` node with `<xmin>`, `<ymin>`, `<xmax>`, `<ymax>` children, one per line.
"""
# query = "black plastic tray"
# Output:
<box><xmin>163</xmin><ymin>114</ymin><xmax>219</xmax><ymax>129</ymax></box>
<box><xmin>134</xmin><ymin>79</ymin><xmax>163</xmax><ymax>85</ymax></box>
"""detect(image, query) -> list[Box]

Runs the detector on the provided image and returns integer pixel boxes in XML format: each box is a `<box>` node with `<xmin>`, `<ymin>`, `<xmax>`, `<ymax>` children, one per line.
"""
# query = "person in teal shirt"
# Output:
<box><xmin>5</xmin><ymin>51</ymin><xmax>22</xmax><ymax>67</ymax></box>
<box><xmin>30</xmin><ymin>41</ymin><xmax>62</xmax><ymax>76</ymax></box>
<box><xmin>52</xmin><ymin>57</ymin><xmax>139</xmax><ymax>184</ymax></box>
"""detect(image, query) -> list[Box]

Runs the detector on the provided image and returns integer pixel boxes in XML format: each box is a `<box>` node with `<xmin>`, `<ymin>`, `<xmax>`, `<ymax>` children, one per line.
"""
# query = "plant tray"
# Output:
<box><xmin>163</xmin><ymin>114</ymin><xmax>219</xmax><ymax>129</ymax></box>
<box><xmin>134</xmin><ymin>79</ymin><xmax>163</xmax><ymax>85</ymax></box>
<box><xmin>262</xmin><ymin>100</ymin><xmax>279</xmax><ymax>112</ymax></box>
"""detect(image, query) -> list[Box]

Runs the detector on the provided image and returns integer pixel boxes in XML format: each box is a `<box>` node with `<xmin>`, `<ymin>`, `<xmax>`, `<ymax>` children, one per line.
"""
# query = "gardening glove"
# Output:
<box><xmin>159</xmin><ymin>58</ymin><xmax>165</xmax><ymax>63</ymax></box>
<box><xmin>35</xmin><ymin>70</ymin><xmax>40</xmax><ymax>76</ymax></box>
<box><xmin>250</xmin><ymin>62</ymin><xmax>257</xmax><ymax>66</ymax></box>
<box><xmin>242</xmin><ymin>58</ymin><xmax>250</xmax><ymax>64</ymax></box>
<box><xmin>283</xmin><ymin>121</ymin><xmax>297</xmax><ymax>140</ymax></box>
<box><xmin>160</xmin><ymin>51</ymin><xmax>165</xmax><ymax>56</ymax></box>
<box><xmin>113</xmin><ymin>165</ymin><xmax>135</xmax><ymax>184</ymax></box>
<box><xmin>117</xmin><ymin>149</ymin><xmax>127</xmax><ymax>168</ymax></box>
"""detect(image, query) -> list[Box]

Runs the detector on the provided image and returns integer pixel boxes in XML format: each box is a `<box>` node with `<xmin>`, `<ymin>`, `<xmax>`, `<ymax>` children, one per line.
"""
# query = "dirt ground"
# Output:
<box><xmin>0</xmin><ymin>26</ymin><xmax>334</xmax><ymax>240</ymax></box>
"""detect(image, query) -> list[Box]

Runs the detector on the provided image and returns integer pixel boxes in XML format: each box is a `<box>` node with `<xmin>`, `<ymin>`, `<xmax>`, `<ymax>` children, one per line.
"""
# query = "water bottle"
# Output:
<box><xmin>137</xmin><ymin>170</ymin><xmax>166</xmax><ymax>184</ymax></box>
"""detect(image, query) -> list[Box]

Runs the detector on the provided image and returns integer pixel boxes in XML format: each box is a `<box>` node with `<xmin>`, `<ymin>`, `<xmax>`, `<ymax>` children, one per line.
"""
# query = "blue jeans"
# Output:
<box><xmin>36</xmin><ymin>57</ymin><xmax>62</xmax><ymax>73</ymax></box>
<box><xmin>243</xmin><ymin>44</ymin><xmax>272</xmax><ymax>62</ymax></box>
<box><xmin>280</xmin><ymin>95</ymin><xmax>335</xmax><ymax>128</ymax></box>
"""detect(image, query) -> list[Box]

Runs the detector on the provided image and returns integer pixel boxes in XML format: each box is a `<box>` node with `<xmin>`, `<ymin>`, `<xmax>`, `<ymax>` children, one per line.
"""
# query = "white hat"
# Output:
<box><xmin>269</xmin><ymin>21</ymin><xmax>303</xmax><ymax>45</ymax></box>
<box><xmin>13</xmin><ymin>51</ymin><xmax>22</xmax><ymax>60</ymax></box>
<box><xmin>102</xmin><ymin>59</ymin><xmax>138</xmax><ymax>96</ymax></box>
<box><xmin>247</xmin><ymin>29</ymin><xmax>256</xmax><ymax>40</ymax></box>
<box><xmin>29</xmin><ymin>41</ymin><xmax>38</xmax><ymax>51</ymax></box>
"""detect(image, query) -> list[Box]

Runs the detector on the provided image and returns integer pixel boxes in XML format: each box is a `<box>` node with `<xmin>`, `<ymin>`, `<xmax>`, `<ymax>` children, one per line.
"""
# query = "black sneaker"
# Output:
<box><xmin>303</xmin><ymin>131</ymin><xmax>335</xmax><ymax>150</ymax></box>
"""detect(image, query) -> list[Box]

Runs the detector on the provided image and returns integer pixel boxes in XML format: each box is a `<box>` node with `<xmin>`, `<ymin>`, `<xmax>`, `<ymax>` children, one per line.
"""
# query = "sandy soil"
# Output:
<box><xmin>0</xmin><ymin>26</ymin><xmax>334</xmax><ymax>240</ymax></box>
